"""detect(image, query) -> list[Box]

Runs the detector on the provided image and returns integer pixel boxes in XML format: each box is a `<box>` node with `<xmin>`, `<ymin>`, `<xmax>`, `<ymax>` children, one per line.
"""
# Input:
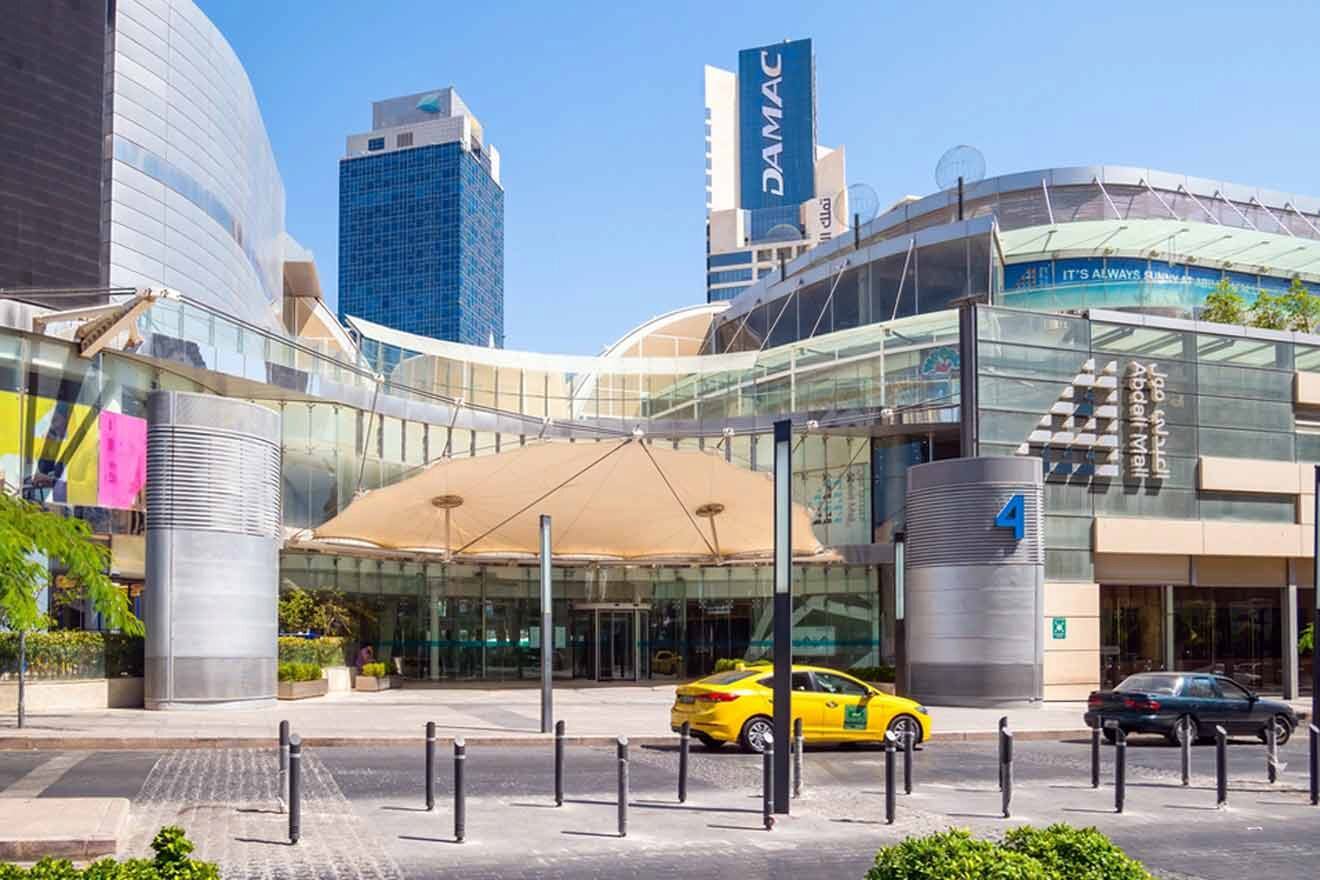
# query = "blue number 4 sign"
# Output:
<box><xmin>995</xmin><ymin>494</ymin><xmax>1025</xmax><ymax>541</ymax></box>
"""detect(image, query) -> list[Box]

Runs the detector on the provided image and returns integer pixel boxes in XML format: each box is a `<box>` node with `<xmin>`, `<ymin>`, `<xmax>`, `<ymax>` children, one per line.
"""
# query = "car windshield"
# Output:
<box><xmin>1116</xmin><ymin>674</ymin><xmax>1179</xmax><ymax>695</ymax></box>
<box><xmin>698</xmin><ymin>670</ymin><xmax>758</xmax><ymax>685</ymax></box>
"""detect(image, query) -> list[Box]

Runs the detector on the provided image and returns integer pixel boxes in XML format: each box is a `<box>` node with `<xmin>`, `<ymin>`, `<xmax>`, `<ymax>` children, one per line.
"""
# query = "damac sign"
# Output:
<box><xmin>758</xmin><ymin>49</ymin><xmax>785</xmax><ymax>197</ymax></box>
<box><xmin>1125</xmin><ymin>362</ymin><xmax>1169</xmax><ymax>479</ymax></box>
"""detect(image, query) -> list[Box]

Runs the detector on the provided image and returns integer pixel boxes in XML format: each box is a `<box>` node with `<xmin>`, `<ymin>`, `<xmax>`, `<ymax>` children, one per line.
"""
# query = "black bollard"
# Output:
<box><xmin>1266</xmin><ymin>720</ymin><xmax>1278</xmax><ymax>785</ymax></box>
<box><xmin>1180</xmin><ymin>716</ymin><xmax>1191</xmax><ymax>787</ymax></box>
<box><xmin>1310</xmin><ymin>723</ymin><xmax>1319</xmax><ymax>806</ymax></box>
<box><xmin>279</xmin><ymin>720</ymin><xmax>290</xmax><ymax>812</ymax></box>
<box><xmin>288</xmin><ymin>734</ymin><xmax>302</xmax><ymax>845</ymax></box>
<box><xmin>454</xmin><ymin>738</ymin><xmax>466</xmax><ymax>843</ymax></box>
<box><xmin>997</xmin><ymin>716</ymin><xmax>1007</xmax><ymax>791</ymax></box>
<box><xmin>678</xmin><ymin>721</ymin><xmax>689</xmax><ymax>804</ymax></box>
<box><xmin>1000</xmin><ymin>725</ymin><xmax>1014</xmax><ymax>819</ymax></box>
<box><xmin>555</xmin><ymin>720</ymin><xmax>565</xmax><ymax>806</ymax></box>
<box><xmin>762</xmin><ymin>733</ymin><xmax>774</xmax><ymax>831</ymax></box>
<box><xmin>1215</xmin><ymin>726</ymin><xmax>1227</xmax><ymax>809</ymax></box>
<box><xmin>903</xmin><ymin>729</ymin><xmax>913</xmax><ymax>795</ymax></box>
<box><xmin>884</xmin><ymin>733</ymin><xmax>896</xmax><ymax>825</ymax></box>
<box><xmin>425</xmin><ymin>721</ymin><xmax>436</xmax><ymax>811</ymax></box>
<box><xmin>617</xmin><ymin>737</ymin><xmax>629</xmax><ymax>838</ymax></box>
<box><xmin>793</xmin><ymin>718</ymin><xmax>804</xmax><ymax>799</ymax></box>
<box><xmin>1090</xmin><ymin>724</ymin><xmax>1100</xmax><ymax>789</ymax></box>
<box><xmin>1114</xmin><ymin>728</ymin><xmax>1126</xmax><ymax>814</ymax></box>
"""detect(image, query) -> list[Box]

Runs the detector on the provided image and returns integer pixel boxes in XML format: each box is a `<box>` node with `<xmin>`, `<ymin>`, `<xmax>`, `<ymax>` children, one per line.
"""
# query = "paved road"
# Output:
<box><xmin>2</xmin><ymin>733</ymin><xmax>1316</xmax><ymax>878</ymax></box>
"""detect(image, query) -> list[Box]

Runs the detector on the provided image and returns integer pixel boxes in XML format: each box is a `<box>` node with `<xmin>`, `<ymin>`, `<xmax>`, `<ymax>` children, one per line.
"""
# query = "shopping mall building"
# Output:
<box><xmin>5</xmin><ymin>4</ymin><xmax>1320</xmax><ymax>707</ymax></box>
<box><xmin>7</xmin><ymin>155</ymin><xmax>1320</xmax><ymax>704</ymax></box>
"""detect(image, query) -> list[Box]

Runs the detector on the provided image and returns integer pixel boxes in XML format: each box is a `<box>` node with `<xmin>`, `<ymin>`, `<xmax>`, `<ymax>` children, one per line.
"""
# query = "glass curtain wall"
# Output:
<box><xmin>279</xmin><ymin>552</ymin><xmax>881</xmax><ymax>682</ymax></box>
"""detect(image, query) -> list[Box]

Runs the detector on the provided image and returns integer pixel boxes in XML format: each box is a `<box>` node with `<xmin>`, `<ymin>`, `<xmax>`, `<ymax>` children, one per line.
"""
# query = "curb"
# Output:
<box><xmin>0</xmin><ymin>729</ymin><xmax>1099</xmax><ymax>751</ymax></box>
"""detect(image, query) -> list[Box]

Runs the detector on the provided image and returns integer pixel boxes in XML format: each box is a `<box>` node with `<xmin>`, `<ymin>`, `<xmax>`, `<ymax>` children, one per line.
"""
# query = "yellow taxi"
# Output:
<box><xmin>670</xmin><ymin>664</ymin><xmax>931</xmax><ymax>753</ymax></box>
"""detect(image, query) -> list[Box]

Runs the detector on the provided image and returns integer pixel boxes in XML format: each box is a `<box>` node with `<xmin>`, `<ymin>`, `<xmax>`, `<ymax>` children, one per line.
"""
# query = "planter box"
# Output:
<box><xmin>278</xmin><ymin>679</ymin><xmax>328</xmax><ymax>700</ymax></box>
<box><xmin>323</xmin><ymin>666</ymin><xmax>352</xmax><ymax>693</ymax></box>
<box><xmin>353</xmin><ymin>675</ymin><xmax>398</xmax><ymax>692</ymax></box>
<box><xmin>0</xmin><ymin>677</ymin><xmax>144</xmax><ymax>711</ymax></box>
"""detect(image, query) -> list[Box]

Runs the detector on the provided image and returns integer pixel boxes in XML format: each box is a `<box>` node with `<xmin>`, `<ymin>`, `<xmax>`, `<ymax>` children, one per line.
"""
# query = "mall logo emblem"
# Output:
<box><xmin>1017</xmin><ymin>358</ymin><xmax>1171</xmax><ymax>480</ymax></box>
<box><xmin>1014</xmin><ymin>358</ymin><xmax>1121</xmax><ymax>478</ymax></box>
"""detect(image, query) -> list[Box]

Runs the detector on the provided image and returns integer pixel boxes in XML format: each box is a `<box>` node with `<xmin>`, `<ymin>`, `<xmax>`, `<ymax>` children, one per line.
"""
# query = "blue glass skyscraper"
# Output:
<box><xmin>339</xmin><ymin>88</ymin><xmax>504</xmax><ymax>346</ymax></box>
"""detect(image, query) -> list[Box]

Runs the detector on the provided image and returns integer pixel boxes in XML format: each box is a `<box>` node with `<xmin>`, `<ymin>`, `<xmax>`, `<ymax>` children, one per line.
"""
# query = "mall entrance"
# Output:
<box><xmin>569</xmin><ymin>604</ymin><xmax>650</xmax><ymax>682</ymax></box>
<box><xmin>1100</xmin><ymin>583</ymin><xmax>1314</xmax><ymax>695</ymax></box>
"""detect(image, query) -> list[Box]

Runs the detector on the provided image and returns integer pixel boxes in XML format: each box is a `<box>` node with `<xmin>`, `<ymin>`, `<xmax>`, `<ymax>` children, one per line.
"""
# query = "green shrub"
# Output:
<box><xmin>711</xmin><ymin>658</ymin><xmax>772</xmax><ymax>673</ymax></box>
<box><xmin>360</xmin><ymin>662</ymin><xmax>388</xmax><ymax>678</ymax></box>
<box><xmin>868</xmin><ymin>827</ymin><xmax>1152</xmax><ymax>880</ymax></box>
<box><xmin>868</xmin><ymin>828</ymin><xmax>1047</xmax><ymax>880</ymax></box>
<box><xmin>0</xmin><ymin>632</ymin><xmax>146</xmax><ymax>681</ymax></box>
<box><xmin>277</xmin><ymin>636</ymin><xmax>345</xmax><ymax>667</ymax></box>
<box><xmin>849</xmin><ymin>664</ymin><xmax>896</xmax><ymax>683</ymax></box>
<box><xmin>277</xmin><ymin>662</ymin><xmax>322</xmax><ymax>683</ymax></box>
<box><xmin>1002</xmin><ymin>825</ymin><xmax>1154</xmax><ymax>880</ymax></box>
<box><xmin>0</xmin><ymin>827</ymin><xmax>217</xmax><ymax>879</ymax></box>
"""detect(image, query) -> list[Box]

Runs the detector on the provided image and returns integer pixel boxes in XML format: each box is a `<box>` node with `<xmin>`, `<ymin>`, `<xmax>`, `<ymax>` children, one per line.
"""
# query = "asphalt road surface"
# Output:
<box><xmin>3</xmin><ymin>733</ymin><xmax>1317</xmax><ymax>879</ymax></box>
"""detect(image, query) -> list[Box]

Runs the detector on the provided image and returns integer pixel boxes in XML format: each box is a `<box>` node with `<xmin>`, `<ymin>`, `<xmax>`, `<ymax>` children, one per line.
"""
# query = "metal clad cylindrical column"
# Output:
<box><xmin>792</xmin><ymin>717</ymin><xmax>804</xmax><ymax>799</ymax></box>
<box><xmin>1091</xmin><ymin>724</ymin><xmax>1101</xmax><ymax>789</ymax></box>
<box><xmin>884</xmin><ymin>734</ymin><xmax>896</xmax><ymax>825</ymax></box>
<box><xmin>617</xmin><ymin>737</ymin><xmax>629</xmax><ymax>838</ymax></box>
<box><xmin>554</xmin><ymin>719</ymin><xmax>565</xmax><ymax>806</ymax></box>
<box><xmin>145</xmin><ymin>391</ymin><xmax>281</xmax><ymax>709</ymax></box>
<box><xmin>678</xmin><ymin>721</ymin><xmax>689</xmax><ymax>803</ymax></box>
<box><xmin>454</xmin><ymin>738</ymin><xmax>466</xmax><ymax>843</ymax></box>
<box><xmin>425</xmin><ymin>721</ymin><xmax>436</xmax><ymax>811</ymax></box>
<box><xmin>1215</xmin><ymin>726</ymin><xmax>1228</xmax><ymax>808</ymax></box>
<box><xmin>905</xmin><ymin>457</ymin><xmax>1044</xmax><ymax>706</ymax></box>
<box><xmin>1114</xmin><ymin>729</ymin><xmax>1126</xmax><ymax>814</ymax></box>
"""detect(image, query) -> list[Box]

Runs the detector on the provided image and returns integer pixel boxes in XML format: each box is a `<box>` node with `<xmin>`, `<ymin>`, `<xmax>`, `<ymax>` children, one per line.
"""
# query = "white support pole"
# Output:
<box><xmin>540</xmin><ymin>515</ymin><xmax>553</xmax><ymax>733</ymax></box>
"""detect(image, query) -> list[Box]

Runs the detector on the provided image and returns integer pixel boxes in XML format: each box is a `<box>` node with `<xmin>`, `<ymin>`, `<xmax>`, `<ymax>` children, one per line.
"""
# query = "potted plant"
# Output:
<box><xmin>354</xmin><ymin>661</ymin><xmax>395</xmax><ymax>692</ymax></box>
<box><xmin>277</xmin><ymin>662</ymin><xmax>327</xmax><ymax>700</ymax></box>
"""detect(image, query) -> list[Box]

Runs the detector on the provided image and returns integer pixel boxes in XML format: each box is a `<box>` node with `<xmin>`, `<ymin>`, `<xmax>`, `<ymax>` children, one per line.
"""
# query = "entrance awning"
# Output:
<box><xmin>311</xmin><ymin>438</ymin><xmax>825</xmax><ymax>562</ymax></box>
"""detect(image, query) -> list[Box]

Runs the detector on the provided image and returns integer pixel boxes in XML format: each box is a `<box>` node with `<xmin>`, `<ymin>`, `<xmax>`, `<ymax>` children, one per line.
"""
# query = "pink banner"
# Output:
<box><xmin>98</xmin><ymin>411</ymin><xmax>147</xmax><ymax>509</ymax></box>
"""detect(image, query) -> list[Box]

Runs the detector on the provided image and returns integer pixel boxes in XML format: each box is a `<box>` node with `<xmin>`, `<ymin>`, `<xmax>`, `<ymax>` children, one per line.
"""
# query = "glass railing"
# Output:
<box><xmin>126</xmin><ymin>293</ymin><xmax>962</xmax><ymax>433</ymax></box>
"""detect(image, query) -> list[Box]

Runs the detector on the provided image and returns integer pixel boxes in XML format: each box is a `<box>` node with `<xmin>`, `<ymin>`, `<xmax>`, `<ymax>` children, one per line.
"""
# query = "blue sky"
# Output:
<box><xmin>200</xmin><ymin>0</ymin><xmax>1320</xmax><ymax>354</ymax></box>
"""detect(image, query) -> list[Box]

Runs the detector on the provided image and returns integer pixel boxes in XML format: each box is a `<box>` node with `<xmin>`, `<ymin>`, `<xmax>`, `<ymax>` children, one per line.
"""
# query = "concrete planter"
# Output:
<box><xmin>278</xmin><ymin>679</ymin><xmax>328</xmax><ymax>701</ymax></box>
<box><xmin>323</xmin><ymin>666</ymin><xmax>352</xmax><ymax>693</ymax></box>
<box><xmin>0</xmin><ymin>677</ymin><xmax>144</xmax><ymax>711</ymax></box>
<box><xmin>353</xmin><ymin>675</ymin><xmax>398</xmax><ymax>692</ymax></box>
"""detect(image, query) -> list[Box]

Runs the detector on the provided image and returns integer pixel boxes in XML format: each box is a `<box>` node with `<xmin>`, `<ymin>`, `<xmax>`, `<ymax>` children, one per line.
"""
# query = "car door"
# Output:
<box><xmin>1213</xmin><ymin>677</ymin><xmax>1257</xmax><ymax>735</ymax></box>
<box><xmin>1181</xmin><ymin>675</ymin><xmax>1222</xmax><ymax>733</ymax></box>
<box><xmin>813</xmin><ymin>671</ymin><xmax>876</xmax><ymax>741</ymax></box>
<box><xmin>757</xmin><ymin>672</ymin><xmax>825</xmax><ymax>739</ymax></box>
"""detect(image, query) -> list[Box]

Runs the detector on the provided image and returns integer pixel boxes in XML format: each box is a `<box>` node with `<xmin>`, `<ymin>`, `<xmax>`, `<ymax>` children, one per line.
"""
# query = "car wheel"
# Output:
<box><xmin>1167</xmin><ymin>714</ymin><xmax>1198</xmax><ymax>747</ymax></box>
<box><xmin>738</xmin><ymin>715</ymin><xmax>774</xmax><ymax>754</ymax></box>
<box><xmin>886</xmin><ymin>714</ymin><xmax>923</xmax><ymax>745</ymax></box>
<box><xmin>1259</xmin><ymin>714</ymin><xmax>1292</xmax><ymax>747</ymax></box>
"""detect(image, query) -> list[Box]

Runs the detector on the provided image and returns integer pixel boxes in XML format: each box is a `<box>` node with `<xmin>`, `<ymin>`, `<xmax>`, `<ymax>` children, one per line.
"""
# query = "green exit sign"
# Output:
<box><xmin>1051</xmin><ymin>617</ymin><xmax>1067</xmax><ymax>640</ymax></box>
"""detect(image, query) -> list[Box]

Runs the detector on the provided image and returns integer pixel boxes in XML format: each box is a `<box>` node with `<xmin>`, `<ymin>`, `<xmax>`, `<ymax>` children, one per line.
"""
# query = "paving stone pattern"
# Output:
<box><xmin>125</xmin><ymin>749</ymin><xmax>402</xmax><ymax>880</ymax></box>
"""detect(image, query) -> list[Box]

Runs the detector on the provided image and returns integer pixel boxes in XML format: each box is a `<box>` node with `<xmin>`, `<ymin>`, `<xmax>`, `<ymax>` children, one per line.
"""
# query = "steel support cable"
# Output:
<box><xmin>452</xmin><ymin>438</ymin><xmax>633</xmax><ymax>556</ymax></box>
<box><xmin>638</xmin><ymin>441</ymin><xmax>719</xmax><ymax>559</ymax></box>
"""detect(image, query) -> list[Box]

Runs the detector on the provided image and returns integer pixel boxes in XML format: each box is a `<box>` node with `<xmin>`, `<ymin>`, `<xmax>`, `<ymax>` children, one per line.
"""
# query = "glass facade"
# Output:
<box><xmin>339</xmin><ymin>142</ymin><xmax>505</xmax><ymax>347</ymax></box>
<box><xmin>279</xmin><ymin>553</ymin><xmax>878</xmax><ymax>682</ymax></box>
<box><xmin>106</xmin><ymin>0</ymin><xmax>288</xmax><ymax>331</ymax></box>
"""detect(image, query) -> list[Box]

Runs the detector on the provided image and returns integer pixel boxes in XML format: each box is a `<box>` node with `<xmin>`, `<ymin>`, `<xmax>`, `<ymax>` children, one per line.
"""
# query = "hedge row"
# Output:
<box><xmin>277</xmin><ymin>662</ymin><xmax>322</xmax><ymax>683</ymax></box>
<box><xmin>0</xmin><ymin>826</ymin><xmax>217</xmax><ymax>879</ymax></box>
<box><xmin>0</xmin><ymin>632</ymin><xmax>143</xmax><ymax>680</ymax></box>
<box><xmin>867</xmin><ymin>825</ymin><xmax>1153</xmax><ymax>880</ymax></box>
<box><xmin>277</xmin><ymin>636</ymin><xmax>346</xmax><ymax>667</ymax></box>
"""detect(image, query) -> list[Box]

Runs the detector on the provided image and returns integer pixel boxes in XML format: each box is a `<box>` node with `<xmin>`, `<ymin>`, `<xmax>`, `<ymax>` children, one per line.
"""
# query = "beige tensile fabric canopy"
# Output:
<box><xmin>311</xmin><ymin>439</ymin><xmax>824</xmax><ymax>562</ymax></box>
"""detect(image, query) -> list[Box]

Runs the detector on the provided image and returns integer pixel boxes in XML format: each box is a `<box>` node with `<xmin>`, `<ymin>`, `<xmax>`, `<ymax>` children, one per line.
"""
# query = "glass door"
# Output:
<box><xmin>596</xmin><ymin>611</ymin><xmax>636</xmax><ymax>681</ymax></box>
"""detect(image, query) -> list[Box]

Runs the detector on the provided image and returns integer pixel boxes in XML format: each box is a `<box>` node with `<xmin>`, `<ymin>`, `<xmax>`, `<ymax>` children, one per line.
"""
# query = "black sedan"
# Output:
<box><xmin>1084</xmin><ymin>672</ymin><xmax>1298</xmax><ymax>746</ymax></box>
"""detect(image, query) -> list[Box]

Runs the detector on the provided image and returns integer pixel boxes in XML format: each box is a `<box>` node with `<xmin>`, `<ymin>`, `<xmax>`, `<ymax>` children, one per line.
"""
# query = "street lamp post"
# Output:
<box><xmin>772</xmin><ymin>419</ymin><xmax>792</xmax><ymax>815</ymax></box>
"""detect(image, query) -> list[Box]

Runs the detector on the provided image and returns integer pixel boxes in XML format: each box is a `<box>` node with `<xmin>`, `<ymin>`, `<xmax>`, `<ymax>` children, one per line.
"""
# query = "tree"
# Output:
<box><xmin>1302</xmin><ymin>622</ymin><xmax>1314</xmax><ymax>656</ymax></box>
<box><xmin>1283</xmin><ymin>277</ymin><xmax>1320</xmax><ymax>333</ymax></box>
<box><xmin>1199</xmin><ymin>279</ymin><xmax>1246</xmax><ymax>325</ymax></box>
<box><xmin>1249</xmin><ymin>290</ymin><xmax>1289</xmax><ymax>330</ymax></box>
<box><xmin>278</xmin><ymin>583</ymin><xmax>359</xmax><ymax>636</ymax></box>
<box><xmin>0</xmin><ymin>492</ymin><xmax>143</xmax><ymax>726</ymax></box>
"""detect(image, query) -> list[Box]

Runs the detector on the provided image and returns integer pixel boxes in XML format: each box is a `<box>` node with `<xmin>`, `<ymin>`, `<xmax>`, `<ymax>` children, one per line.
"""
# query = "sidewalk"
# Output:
<box><xmin>0</xmin><ymin>684</ymin><xmax>1308</xmax><ymax>750</ymax></box>
<box><xmin>0</xmin><ymin>684</ymin><xmax>1103</xmax><ymax>750</ymax></box>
